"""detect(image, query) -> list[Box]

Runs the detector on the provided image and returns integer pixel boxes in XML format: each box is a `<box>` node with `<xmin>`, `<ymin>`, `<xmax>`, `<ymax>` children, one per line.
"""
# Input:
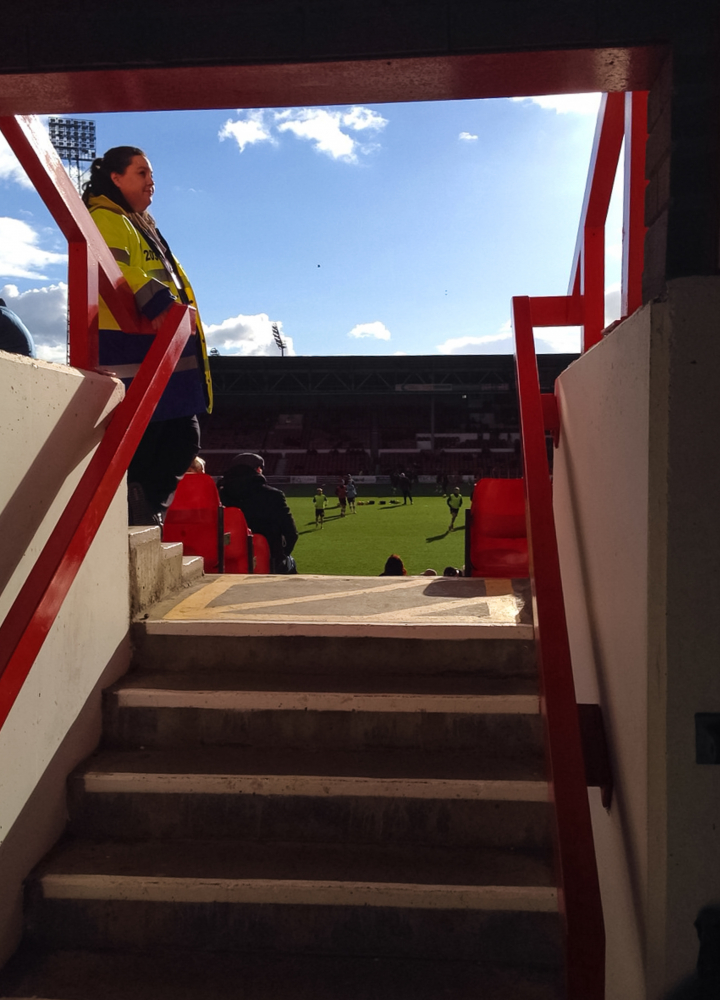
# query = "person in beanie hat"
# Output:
<box><xmin>218</xmin><ymin>453</ymin><xmax>298</xmax><ymax>573</ymax></box>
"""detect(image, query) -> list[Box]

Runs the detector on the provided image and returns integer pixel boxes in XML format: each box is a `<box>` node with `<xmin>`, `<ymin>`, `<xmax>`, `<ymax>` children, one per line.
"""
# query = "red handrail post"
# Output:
<box><xmin>622</xmin><ymin>91</ymin><xmax>649</xmax><ymax>318</ymax></box>
<box><xmin>68</xmin><ymin>240</ymin><xmax>99</xmax><ymax>371</ymax></box>
<box><xmin>582</xmin><ymin>225</ymin><xmax>605</xmax><ymax>350</ymax></box>
<box><xmin>513</xmin><ymin>295</ymin><xmax>605</xmax><ymax>997</ymax></box>
<box><xmin>567</xmin><ymin>93</ymin><xmax>625</xmax><ymax>353</ymax></box>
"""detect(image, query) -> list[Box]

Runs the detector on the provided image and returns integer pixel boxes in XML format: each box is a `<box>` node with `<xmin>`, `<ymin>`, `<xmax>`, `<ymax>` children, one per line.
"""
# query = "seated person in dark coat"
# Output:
<box><xmin>0</xmin><ymin>298</ymin><xmax>36</xmax><ymax>358</ymax></box>
<box><xmin>218</xmin><ymin>453</ymin><xmax>298</xmax><ymax>574</ymax></box>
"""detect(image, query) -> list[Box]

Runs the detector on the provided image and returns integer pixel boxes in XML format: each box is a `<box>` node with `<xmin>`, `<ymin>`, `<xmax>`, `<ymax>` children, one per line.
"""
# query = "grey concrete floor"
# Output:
<box><xmin>144</xmin><ymin>574</ymin><xmax>533</xmax><ymax>640</ymax></box>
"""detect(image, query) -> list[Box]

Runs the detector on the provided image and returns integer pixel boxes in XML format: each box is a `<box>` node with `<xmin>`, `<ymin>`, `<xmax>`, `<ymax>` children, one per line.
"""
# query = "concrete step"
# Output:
<box><xmin>112</xmin><ymin>668</ymin><xmax>540</xmax><ymax>696</ymax></box>
<box><xmin>25</xmin><ymin>840</ymin><xmax>561</xmax><ymax>963</ymax></box>
<box><xmin>128</xmin><ymin>527</ymin><xmax>205</xmax><ymax>618</ymax></box>
<box><xmin>24</xmin><ymin>879</ymin><xmax>561</xmax><ymax>964</ymax></box>
<box><xmin>67</xmin><ymin>749</ymin><xmax>552</xmax><ymax>849</ymax></box>
<box><xmin>33</xmin><ymin>837</ymin><xmax>556</xmax><ymax>886</ymax></box>
<box><xmin>102</xmin><ymin>676</ymin><xmax>544</xmax><ymax>754</ymax></box>
<box><xmin>0</xmin><ymin>947</ymin><xmax>565</xmax><ymax>999</ymax></box>
<box><xmin>130</xmin><ymin>628</ymin><xmax>537</xmax><ymax>679</ymax></box>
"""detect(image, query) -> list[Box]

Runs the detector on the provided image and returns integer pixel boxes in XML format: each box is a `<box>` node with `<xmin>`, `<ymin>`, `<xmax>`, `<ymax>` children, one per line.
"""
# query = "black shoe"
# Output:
<box><xmin>128</xmin><ymin>482</ymin><xmax>163</xmax><ymax>529</ymax></box>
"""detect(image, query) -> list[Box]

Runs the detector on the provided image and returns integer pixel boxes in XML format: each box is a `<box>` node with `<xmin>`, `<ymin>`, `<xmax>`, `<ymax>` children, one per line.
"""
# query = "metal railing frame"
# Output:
<box><xmin>568</xmin><ymin>91</ymin><xmax>648</xmax><ymax>352</ymax></box>
<box><xmin>513</xmin><ymin>294</ymin><xmax>604</xmax><ymax>996</ymax></box>
<box><xmin>509</xmin><ymin>90</ymin><xmax>647</xmax><ymax>994</ymax></box>
<box><xmin>0</xmin><ymin>115</ymin><xmax>194</xmax><ymax>728</ymax></box>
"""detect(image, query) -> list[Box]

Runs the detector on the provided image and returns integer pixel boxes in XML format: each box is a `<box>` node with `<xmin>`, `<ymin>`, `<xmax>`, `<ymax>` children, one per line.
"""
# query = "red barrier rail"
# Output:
<box><xmin>568</xmin><ymin>91</ymin><xmax>648</xmax><ymax>352</ymax></box>
<box><xmin>0</xmin><ymin>116</ymin><xmax>194</xmax><ymax>729</ymax></box>
<box><xmin>513</xmin><ymin>295</ymin><xmax>605</xmax><ymax>996</ymax></box>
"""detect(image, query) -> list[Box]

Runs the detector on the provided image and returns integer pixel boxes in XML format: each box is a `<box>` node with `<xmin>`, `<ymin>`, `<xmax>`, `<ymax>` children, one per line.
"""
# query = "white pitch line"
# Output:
<box><xmin>115</xmin><ymin>689</ymin><xmax>540</xmax><ymax>715</ymax></box>
<box><xmin>82</xmin><ymin>772</ymin><xmax>549</xmax><ymax>801</ymax></box>
<box><xmin>40</xmin><ymin>874</ymin><xmax>558</xmax><ymax>912</ymax></box>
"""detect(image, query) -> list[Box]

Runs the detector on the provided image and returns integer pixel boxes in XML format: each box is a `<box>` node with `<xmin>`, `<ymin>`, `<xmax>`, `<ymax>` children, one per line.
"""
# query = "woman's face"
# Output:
<box><xmin>111</xmin><ymin>155</ymin><xmax>154</xmax><ymax>213</ymax></box>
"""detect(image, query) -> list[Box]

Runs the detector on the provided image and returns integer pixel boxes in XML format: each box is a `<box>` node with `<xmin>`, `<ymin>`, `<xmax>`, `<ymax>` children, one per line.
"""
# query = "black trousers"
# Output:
<box><xmin>128</xmin><ymin>415</ymin><xmax>200</xmax><ymax>517</ymax></box>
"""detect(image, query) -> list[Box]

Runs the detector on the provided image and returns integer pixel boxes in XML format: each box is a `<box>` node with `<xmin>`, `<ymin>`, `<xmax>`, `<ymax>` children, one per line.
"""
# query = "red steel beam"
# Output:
<box><xmin>0</xmin><ymin>303</ymin><xmax>194</xmax><ymax>729</ymax></box>
<box><xmin>0</xmin><ymin>48</ymin><xmax>664</xmax><ymax>117</ymax></box>
<box><xmin>512</xmin><ymin>295</ymin><xmax>605</xmax><ymax>997</ymax></box>
<box><xmin>622</xmin><ymin>91</ymin><xmax>649</xmax><ymax>317</ymax></box>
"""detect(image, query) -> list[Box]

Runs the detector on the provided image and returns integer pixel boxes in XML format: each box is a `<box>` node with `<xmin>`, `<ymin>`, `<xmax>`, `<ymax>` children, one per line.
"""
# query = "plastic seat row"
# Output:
<box><xmin>163</xmin><ymin>473</ymin><xmax>270</xmax><ymax>574</ymax></box>
<box><xmin>467</xmin><ymin>478</ymin><xmax>529</xmax><ymax>578</ymax></box>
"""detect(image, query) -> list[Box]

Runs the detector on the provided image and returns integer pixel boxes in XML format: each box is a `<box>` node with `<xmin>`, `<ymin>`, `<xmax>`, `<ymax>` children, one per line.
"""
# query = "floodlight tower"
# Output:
<box><xmin>272</xmin><ymin>322</ymin><xmax>287</xmax><ymax>357</ymax></box>
<box><xmin>48</xmin><ymin>117</ymin><xmax>96</xmax><ymax>194</ymax></box>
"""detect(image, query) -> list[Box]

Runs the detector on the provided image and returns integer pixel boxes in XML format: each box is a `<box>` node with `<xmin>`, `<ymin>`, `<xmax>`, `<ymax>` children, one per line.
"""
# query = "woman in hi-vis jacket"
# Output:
<box><xmin>82</xmin><ymin>146</ymin><xmax>213</xmax><ymax>526</ymax></box>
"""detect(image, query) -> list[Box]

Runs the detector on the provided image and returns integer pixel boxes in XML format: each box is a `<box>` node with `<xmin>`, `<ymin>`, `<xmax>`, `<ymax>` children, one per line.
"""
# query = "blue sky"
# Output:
<box><xmin>0</xmin><ymin>94</ymin><xmax>623</xmax><ymax>363</ymax></box>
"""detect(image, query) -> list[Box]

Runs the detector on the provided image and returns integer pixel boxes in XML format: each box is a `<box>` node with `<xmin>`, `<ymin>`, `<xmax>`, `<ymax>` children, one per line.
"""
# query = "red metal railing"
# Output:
<box><xmin>568</xmin><ymin>91</ymin><xmax>648</xmax><ymax>352</ymax></box>
<box><xmin>507</xmin><ymin>91</ymin><xmax>647</xmax><ymax>993</ymax></box>
<box><xmin>513</xmin><ymin>295</ymin><xmax>605</xmax><ymax>996</ymax></box>
<box><xmin>0</xmin><ymin>115</ymin><xmax>194</xmax><ymax>729</ymax></box>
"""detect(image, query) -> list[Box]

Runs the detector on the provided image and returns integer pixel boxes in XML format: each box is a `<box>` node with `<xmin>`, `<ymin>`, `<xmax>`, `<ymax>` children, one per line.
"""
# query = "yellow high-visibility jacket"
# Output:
<box><xmin>88</xmin><ymin>194</ymin><xmax>213</xmax><ymax>422</ymax></box>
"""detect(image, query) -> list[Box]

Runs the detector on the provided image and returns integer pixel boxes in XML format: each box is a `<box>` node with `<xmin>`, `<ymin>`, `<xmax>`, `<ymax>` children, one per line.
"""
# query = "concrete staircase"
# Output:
<box><xmin>0</xmin><ymin>628</ymin><xmax>564</xmax><ymax>998</ymax></box>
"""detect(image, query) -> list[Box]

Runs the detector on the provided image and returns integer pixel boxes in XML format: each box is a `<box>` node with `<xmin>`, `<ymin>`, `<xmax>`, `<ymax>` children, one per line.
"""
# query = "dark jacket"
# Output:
<box><xmin>0</xmin><ymin>301</ymin><xmax>36</xmax><ymax>357</ymax></box>
<box><xmin>218</xmin><ymin>468</ymin><xmax>298</xmax><ymax>572</ymax></box>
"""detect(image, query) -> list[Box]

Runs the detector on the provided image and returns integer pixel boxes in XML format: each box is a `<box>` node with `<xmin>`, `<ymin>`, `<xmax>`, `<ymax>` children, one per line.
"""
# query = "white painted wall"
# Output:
<box><xmin>552</xmin><ymin>278</ymin><xmax>720</xmax><ymax>998</ymax></box>
<box><xmin>0</xmin><ymin>352</ymin><xmax>131</xmax><ymax>966</ymax></box>
<box><xmin>553</xmin><ymin>305</ymin><xmax>651</xmax><ymax>1000</ymax></box>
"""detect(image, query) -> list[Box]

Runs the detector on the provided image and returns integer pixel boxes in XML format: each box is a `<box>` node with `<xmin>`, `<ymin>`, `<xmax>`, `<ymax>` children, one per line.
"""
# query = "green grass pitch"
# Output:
<box><xmin>285</xmin><ymin>490</ymin><xmax>469</xmax><ymax>577</ymax></box>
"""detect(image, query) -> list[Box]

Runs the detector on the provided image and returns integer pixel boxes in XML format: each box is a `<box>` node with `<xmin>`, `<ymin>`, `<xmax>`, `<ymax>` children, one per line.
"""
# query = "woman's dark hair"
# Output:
<box><xmin>382</xmin><ymin>554</ymin><xmax>406</xmax><ymax>576</ymax></box>
<box><xmin>81</xmin><ymin>146</ymin><xmax>146</xmax><ymax>209</ymax></box>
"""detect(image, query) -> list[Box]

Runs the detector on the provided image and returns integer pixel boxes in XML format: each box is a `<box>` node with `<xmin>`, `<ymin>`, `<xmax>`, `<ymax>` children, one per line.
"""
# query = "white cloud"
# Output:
<box><xmin>0</xmin><ymin>135</ymin><xmax>32</xmax><ymax>188</ymax></box>
<box><xmin>348</xmin><ymin>321</ymin><xmax>391</xmax><ymax>341</ymax></box>
<box><xmin>1</xmin><ymin>282</ymin><xmax>68</xmax><ymax>362</ymax></box>
<box><xmin>459</xmin><ymin>132</ymin><xmax>478</xmax><ymax>141</ymax></box>
<box><xmin>221</xmin><ymin>106</ymin><xmax>388</xmax><ymax>163</ymax></box>
<box><xmin>535</xmin><ymin>326</ymin><xmax>582</xmax><ymax>353</ymax></box>
<box><xmin>204</xmin><ymin>313</ymin><xmax>295</xmax><ymax>357</ymax></box>
<box><xmin>342</xmin><ymin>107</ymin><xmax>387</xmax><ymax>132</ymax></box>
<box><xmin>511</xmin><ymin>93</ymin><xmax>602</xmax><ymax>116</ymax></box>
<box><xmin>0</xmin><ymin>217</ymin><xmax>67</xmax><ymax>280</ymax></box>
<box><xmin>605</xmin><ymin>282</ymin><xmax>621</xmax><ymax>327</ymax></box>
<box><xmin>276</xmin><ymin>109</ymin><xmax>356</xmax><ymax>161</ymax></box>
<box><xmin>436</xmin><ymin>319</ymin><xmax>579</xmax><ymax>356</ymax></box>
<box><xmin>219</xmin><ymin>110</ymin><xmax>275</xmax><ymax>153</ymax></box>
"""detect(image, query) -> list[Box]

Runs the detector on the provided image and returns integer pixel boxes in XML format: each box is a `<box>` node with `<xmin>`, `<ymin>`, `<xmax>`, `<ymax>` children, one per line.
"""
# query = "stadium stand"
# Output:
<box><xmin>199</xmin><ymin>354</ymin><xmax>574</xmax><ymax>482</ymax></box>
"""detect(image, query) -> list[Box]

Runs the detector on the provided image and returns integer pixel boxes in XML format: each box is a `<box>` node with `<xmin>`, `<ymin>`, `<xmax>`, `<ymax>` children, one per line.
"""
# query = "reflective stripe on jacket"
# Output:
<box><xmin>88</xmin><ymin>194</ymin><xmax>213</xmax><ymax>422</ymax></box>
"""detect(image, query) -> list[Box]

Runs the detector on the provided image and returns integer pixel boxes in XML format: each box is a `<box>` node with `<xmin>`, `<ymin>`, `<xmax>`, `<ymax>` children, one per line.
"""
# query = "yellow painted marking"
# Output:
<box><xmin>166</xmin><ymin>576</ymin><xmax>239</xmax><ymax>616</ymax></box>
<box><xmin>484</xmin><ymin>578</ymin><xmax>514</xmax><ymax>596</ymax></box>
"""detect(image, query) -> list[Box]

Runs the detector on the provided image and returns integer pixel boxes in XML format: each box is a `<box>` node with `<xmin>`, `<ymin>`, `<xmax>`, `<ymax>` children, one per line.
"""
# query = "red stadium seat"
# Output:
<box><xmin>252</xmin><ymin>534</ymin><xmax>272</xmax><ymax>574</ymax></box>
<box><xmin>223</xmin><ymin>506</ymin><xmax>253</xmax><ymax>574</ymax></box>
<box><xmin>164</xmin><ymin>473</ymin><xmax>224</xmax><ymax>572</ymax></box>
<box><xmin>469</xmin><ymin>478</ymin><xmax>529</xmax><ymax>578</ymax></box>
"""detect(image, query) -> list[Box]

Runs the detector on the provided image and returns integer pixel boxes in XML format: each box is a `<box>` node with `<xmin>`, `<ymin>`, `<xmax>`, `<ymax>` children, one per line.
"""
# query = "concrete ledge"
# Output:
<box><xmin>128</xmin><ymin>529</ymin><xmax>204</xmax><ymax>618</ymax></box>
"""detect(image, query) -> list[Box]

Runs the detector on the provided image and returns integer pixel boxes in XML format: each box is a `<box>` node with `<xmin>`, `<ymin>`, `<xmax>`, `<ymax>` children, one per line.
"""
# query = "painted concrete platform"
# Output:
<box><xmin>142</xmin><ymin>574</ymin><xmax>533</xmax><ymax>640</ymax></box>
